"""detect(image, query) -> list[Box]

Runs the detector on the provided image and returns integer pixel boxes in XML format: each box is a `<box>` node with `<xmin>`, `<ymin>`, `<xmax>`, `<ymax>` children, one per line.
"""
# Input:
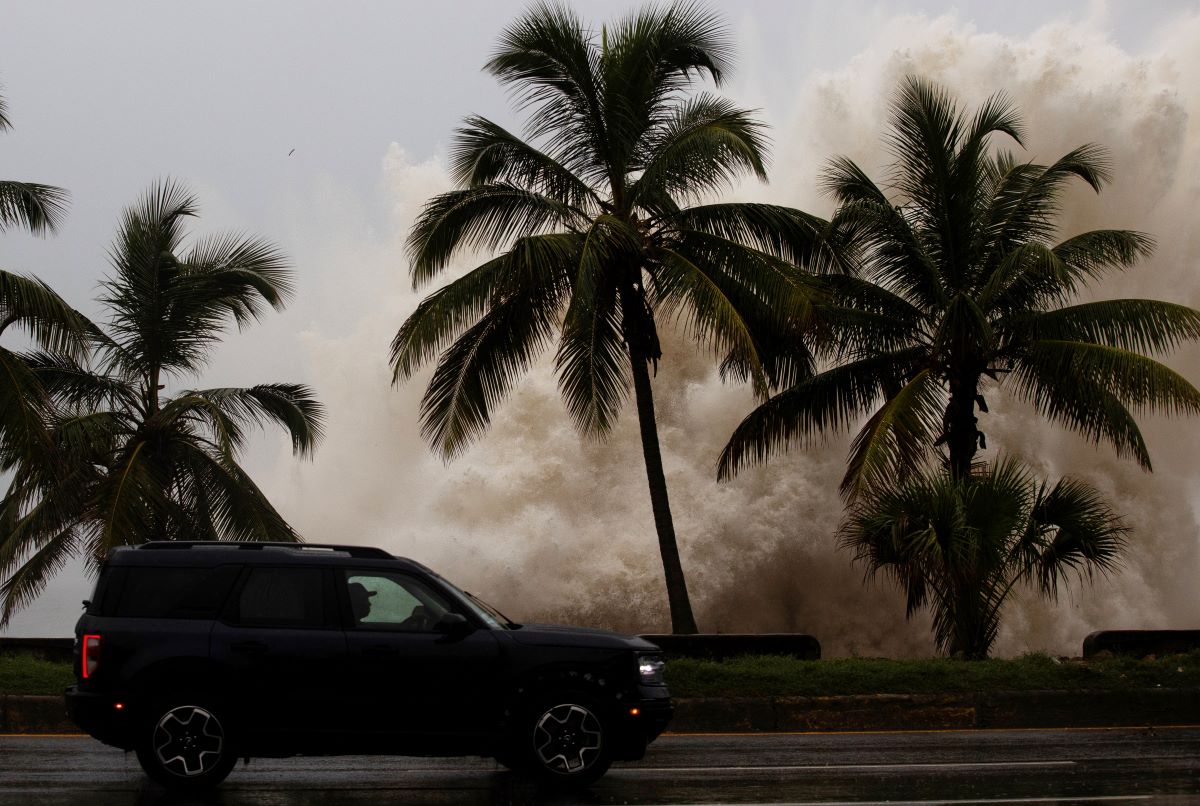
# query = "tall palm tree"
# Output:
<box><xmin>0</xmin><ymin>90</ymin><xmax>69</xmax><ymax>235</ymax></box>
<box><xmin>840</xmin><ymin>457</ymin><xmax>1128</xmax><ymax>658</ymax></box>
<box><xmin>391</xmin><ymin>2</ymin><xmax>831</xmax><ymax>633</ymax></box>
<box><xmin>0</xmin><ymin>181</ymin><xmax>325</xmax><ymax>625</ymax></box>
<box><xmin>1</xmin><ymin>86</ymin><xmax>89</xmax><ymax>556</ymax></box>
<box><xmin>720</xmin><ymin>76</ymin><xmax>1200</xmax><ymax>496</ymax></box>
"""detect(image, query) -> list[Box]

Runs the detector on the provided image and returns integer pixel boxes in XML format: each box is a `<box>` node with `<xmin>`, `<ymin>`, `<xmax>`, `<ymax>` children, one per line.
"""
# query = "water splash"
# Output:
<box><xmin>271</xmin><ymin>12</ymin><xmax>1200</xmax><ymax>657</ymax></box>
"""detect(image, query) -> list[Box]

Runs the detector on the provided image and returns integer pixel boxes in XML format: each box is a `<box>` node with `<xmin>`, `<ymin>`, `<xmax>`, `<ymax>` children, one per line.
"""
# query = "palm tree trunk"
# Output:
<box><xmin>946</xmin><ymin>373</ymin><xmax>981</xmax><ymax>480</ymax></box>
<box><xmin>628</xmin><ymin>349</ymin><xmax>699</xmax><ymax>635</ymax></box>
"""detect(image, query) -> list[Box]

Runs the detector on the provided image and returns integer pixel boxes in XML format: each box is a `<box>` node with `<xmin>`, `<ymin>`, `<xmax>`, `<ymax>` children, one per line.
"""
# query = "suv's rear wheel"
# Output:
<box><xmin>512</xmin><ymin>692</ymin><xmax>612</xmax><ymax>787</ymax></box>
<box><xmin>135</xmin><ymin>700</ymin><xmax>237</xmax><ymax>790</ymax></box>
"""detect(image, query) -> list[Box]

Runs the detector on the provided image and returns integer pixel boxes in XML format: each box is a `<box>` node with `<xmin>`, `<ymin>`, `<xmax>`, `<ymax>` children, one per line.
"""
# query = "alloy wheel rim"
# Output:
<box><xmin>533</xmin><ymin>703</ymin><xmax>602</xmax><ymax>774</ymax></box>
<box><xmin>153</xmin><ymin>705</ymin><xmax>225</xmax><ymax>777</ymax></box>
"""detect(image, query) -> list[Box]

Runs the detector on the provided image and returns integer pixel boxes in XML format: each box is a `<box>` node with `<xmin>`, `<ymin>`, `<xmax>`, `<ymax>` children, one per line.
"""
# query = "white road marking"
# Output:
<box><xmin>669</xmin><ymin>797</ymin><xmax>1152</xmax><ymax>805</ymax></box>
<box><xmin>628</xmin><ymin>760</ymin><xmax>1076</xmax><ymax>773</ymax></box>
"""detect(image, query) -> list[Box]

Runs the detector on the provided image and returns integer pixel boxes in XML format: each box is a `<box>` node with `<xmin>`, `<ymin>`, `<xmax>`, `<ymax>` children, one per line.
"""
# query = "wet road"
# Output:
<box><xmin>1</xmin><ymin>727</ymin><xmax>1198</xmax><ymax>805</ymax></box>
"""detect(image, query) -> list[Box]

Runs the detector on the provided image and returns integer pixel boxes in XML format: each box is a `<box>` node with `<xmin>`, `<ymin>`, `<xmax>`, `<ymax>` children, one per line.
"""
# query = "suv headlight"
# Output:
<box><xmin>637</xmin><ymin>654</ymin><xmax>666</xmax><ymax>686</ymax></box>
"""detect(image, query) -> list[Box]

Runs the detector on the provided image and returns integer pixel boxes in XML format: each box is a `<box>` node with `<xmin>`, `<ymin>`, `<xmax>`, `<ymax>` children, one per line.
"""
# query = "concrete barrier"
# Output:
<box><xmin>1083</xmin><ymin>630</ymin><xmax>1200</xmax><ymax>659</ymax></box>
<box><xmin>639</xmin><ymin>633</ymin><xmax>821</xmax><ymax>660</ymax></box>
<box><xmin>0</xmin><ymin>638</ymin><xmax>73</xmax><ymax>663</ymax></box>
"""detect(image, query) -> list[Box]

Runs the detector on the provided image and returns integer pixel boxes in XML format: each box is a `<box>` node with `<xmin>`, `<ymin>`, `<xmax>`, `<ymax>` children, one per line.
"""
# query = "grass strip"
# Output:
<box><xmin>665</xmin><ymin>651</ymin><xmax>1200</xmax><ymax>698</ymax></box>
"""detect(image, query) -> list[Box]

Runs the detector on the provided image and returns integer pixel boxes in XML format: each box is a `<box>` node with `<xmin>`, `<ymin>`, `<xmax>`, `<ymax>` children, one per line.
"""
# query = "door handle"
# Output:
<box><xmin>230</xmin><ymin>641</ymin><xmax>269</xmax><ymax>655</ymax></box>
<box><xmin>363</xmin><ymin>644</ymin><xmax>396</xmax><ymax>658</ymax></box>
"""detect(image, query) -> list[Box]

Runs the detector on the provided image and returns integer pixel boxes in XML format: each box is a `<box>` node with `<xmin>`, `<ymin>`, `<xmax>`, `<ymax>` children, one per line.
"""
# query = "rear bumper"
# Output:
<box><xmin>64</xmin><ymin>686</ymin><xmax>135</xmax><ymax>750</ymax></box>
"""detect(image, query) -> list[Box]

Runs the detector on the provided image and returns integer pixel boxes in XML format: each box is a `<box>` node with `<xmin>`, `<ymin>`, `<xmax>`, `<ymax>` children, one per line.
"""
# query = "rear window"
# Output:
<box><xmin>101</xmin><ymin>565</ymin><xmax>240</xmax><ymax>619</ymax></box>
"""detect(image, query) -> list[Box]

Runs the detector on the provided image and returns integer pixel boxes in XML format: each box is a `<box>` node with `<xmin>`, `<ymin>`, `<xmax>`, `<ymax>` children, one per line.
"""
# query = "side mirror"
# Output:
<box><xmin>433</xmin><ymin>612</ymin><xmax>472</xmax><ymax>636</ymax></box>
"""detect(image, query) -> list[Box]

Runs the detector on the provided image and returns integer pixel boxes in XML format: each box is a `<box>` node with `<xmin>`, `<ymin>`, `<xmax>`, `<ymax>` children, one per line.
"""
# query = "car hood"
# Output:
<box><xmin>510</xmin><ymin>623</ymin><xmax>661</xmax><ymax>651</ymax></box>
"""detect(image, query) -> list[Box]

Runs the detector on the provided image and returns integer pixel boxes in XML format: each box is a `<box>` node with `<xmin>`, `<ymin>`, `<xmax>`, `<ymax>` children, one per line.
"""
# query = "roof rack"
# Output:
<box><xmin>135</xmin><ymin>541</ymin><xmax>394</xmax><ymax>560</ymax></box>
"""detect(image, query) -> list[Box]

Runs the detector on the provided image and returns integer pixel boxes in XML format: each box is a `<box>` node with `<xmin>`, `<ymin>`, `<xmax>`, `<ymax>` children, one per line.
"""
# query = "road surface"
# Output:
<box><xmin>1</xmin><ymin>726</ymin><xmax>1197</xmax><ymax>804</ymax></box>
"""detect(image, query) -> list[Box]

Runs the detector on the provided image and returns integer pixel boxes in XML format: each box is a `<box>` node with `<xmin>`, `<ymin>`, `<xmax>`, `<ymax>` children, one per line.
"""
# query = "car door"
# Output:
<box><xmin>209</xmin><ymin>565</ymin><xmax>347</xmax><ymax>750</ymax></box>
<box><xmin>338</xmin><ymin>568</ymin><xmax>502</xmax><ymax>749</ymax></box>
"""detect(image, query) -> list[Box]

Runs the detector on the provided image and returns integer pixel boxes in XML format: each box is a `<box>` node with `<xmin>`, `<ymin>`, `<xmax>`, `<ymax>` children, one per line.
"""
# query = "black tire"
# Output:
<box><xmin>509</xmin><ymin>691</ymin><xmax>613</xmax><ymax>788</ymax></box>
<box><xmin>135</xmin><ymin>699</ymin><xmax>238</xmax><ymax>790</ymax></box>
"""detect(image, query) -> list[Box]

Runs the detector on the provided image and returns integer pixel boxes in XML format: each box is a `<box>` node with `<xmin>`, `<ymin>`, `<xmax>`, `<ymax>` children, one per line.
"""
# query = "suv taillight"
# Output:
<box><xmin>82</xmin><ymin>634</ymin><xmax>101</xmax><ymax>679</ymax></box>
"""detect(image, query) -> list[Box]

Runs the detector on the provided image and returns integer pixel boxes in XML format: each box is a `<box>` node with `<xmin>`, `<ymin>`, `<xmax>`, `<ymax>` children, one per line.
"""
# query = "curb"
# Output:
<box><xmin>4</xmin><ymin>689</ymin><xmax>1199</xmax><ymax>736</ymax></box>
<box><xmin>0</xmin><ymin>695</ymin><xmax>75</xmax><ymax>734</ymax></box>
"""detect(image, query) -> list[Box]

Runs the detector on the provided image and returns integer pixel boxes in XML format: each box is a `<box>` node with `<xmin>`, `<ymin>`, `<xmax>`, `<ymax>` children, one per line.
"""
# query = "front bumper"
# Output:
<box><xmin>64</xmin><ymin>686</ymin><xmax>135</xmax><ymax>749</ymax></box>
<box><xmin>611</xmin><ymin>688</ymin><xmax>674</xmax><ymax>760</ymax></box>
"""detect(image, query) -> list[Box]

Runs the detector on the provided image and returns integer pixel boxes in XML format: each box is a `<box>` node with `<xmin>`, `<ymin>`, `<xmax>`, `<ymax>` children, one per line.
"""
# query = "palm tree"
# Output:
<box><xmin>0</xmin><ymin>270</ymin><xmax>89</xmax><ymax>468</ymax></box>
<box><xmin>0</xmin><ymin>181</ymin><xmax>325</xmax><ymax>625</ymax></box>
<box><xmin>719</xmin><ymin>76</ymin><xmax>1200</xmax><ymax>496</ymax></box>
<box><xmin>390</xmin><ymin>2</ymin><xmax>831</xmax><ymax>633</ymax></box>
<box><xmin>840</xmin><ymin>457</ymin><xmax>1128</xmax><ymax>658</ymax></box>
<box><xmin>0</xmin><ymin>90</ymin><xmax>68</xmax><ymax>235</ymax></box>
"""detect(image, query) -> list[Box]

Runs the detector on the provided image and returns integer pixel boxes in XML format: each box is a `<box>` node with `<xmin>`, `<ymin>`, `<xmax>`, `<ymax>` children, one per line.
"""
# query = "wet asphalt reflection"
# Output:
<box><xmin>1</xmin><ymin>727</ymin><xmax>1198</xmax><ymax>805</ymax></box>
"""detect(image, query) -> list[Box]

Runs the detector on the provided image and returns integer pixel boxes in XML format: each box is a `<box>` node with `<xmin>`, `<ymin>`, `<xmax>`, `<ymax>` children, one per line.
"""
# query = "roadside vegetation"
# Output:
<box><xmin>667</xmin><ymin>652</ymin><xmax>1200</xmax><ymax>698</ymax></box>
<box><xmin>0</xmin><ymin>652</ymin><xmax>74</xmax><ymax>696</ymax></box>
<box><xmin>3</xmin><ymin>651</ymin><xmax>1199</xmax><ymax>698</ymax></box>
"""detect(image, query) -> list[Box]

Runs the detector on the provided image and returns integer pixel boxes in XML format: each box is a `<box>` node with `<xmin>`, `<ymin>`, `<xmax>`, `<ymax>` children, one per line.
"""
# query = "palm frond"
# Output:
<box><xmin>170</xmin><ymin>384</ymin><xmax>325</xmax><ymax>459</ymax></box>
<box><xmin>0</xmin><ymin>348</ymin><xmax>53</xmax><ymax>465</ymax></box>
<box><xmin>886</xmin><ymin>76</ymin><xmax>964</xmax><ymax>232</ymax></box>
<box><xmin>407</xmin><ymin>184</ymin><xmax>585</xmax><ymax>286</ymax></box>
<box><xmin>450</xmin><ymin>115</ymin><xmax>598</xmax><ymax>209</ymax></box>
<box><xmin>672</xmin><ymin>203</ymin><xmax>844</xmax><ymax>273</ymax></box>
<box><xmin>484</xmin><ymin>1</ymin><xmax>608</xmax><ymax>181</ymax></box>
<box><xmin>601</xmin><ymin>2</ymin><xmax>732</xmax><ymax>174</ymax></box>
<box><xmin>183</xmin><ymin>232</ymin><xmax>294</xmax><ymax>312</ymax></box>
<box><xmin>1029</xmin><ymin>299</ymin><xmax>1200</xmax><ymax>354</ymax></box>
<box><xmin>981</xmin><ymin>145</ymin><xmax>1117</xmax><ymax>261</ymax></box>
<box><xmin>21</xmin><ymin>351</ymin><xmax>138</xmax><ymax>413</ymax></box>
<box><xmin>1009</xmin><ymin>346</ymin><xmax>1155</xmax><ymax>468</ymax></box>
<box><xmin>173</xmin><ymin>445</ymin><xmax>299</xmax><ymax>543</ymax></box>
<box><xmin>718</xmin><ymin>348</ymin><xmax>925</xmax><ymax>480</ymax></box>
<box><xmin>419</xmin><ymin>287</ymin><xmax>559</xmax><ymax>459</ymax></box>
<box><xmin>655</xmin><ymin>245</ymin><xmax>768</xmax><ymax>394</ymax></box>
<box><xmin>829</xmin><ymin>198</ymin><xmax>945</xmax><ymax>309</ymax></box>
<box><xmin>842</xmin><ymin>368</ymin><xmax>945</xmax><ymax>499</ymax></box>
<box><xmin>1021</xmin><ymin>339</ymin><xmax>1200</xmax><ymax>416</ymax></box>
<box><xmin>0</xmin><ymin>529</ymin><xmax>76</xmax><ymax>627</ymax></box>
<box><xmin>0</xmin><ymin>270</ymin><xmax>90</xmax><ymax>356</ymax></box>
<box><xmin>555</xmin><ymin>276</ymin><xmax>628</xmax><ymax>439</ymax></box>
<box><xmin>630</xmin><ymin>94</ymin><xmax>768</xmax><ymax>206</ymax></box>
<box><xmin>0</xmin><ymin>181</ymin><xmax>69</xmax><ymax>236</ymax></box>
<box><xmin>1018</xmin><ymin>476</ymin><xmax>1129</xmax><ymax>598</ymax></box>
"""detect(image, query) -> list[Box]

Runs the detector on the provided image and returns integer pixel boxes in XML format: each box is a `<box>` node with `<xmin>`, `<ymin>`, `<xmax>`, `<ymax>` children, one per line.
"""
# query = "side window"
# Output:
<box><xmin>343</xmin><ymin>570</ymin><xmax>452</xmax><ymax>632</ymax></box>
<box><xmin>107</xmin><ymin>566</ymin><xmax>239</xmax><ymax>619</ymax></box>
<box><xmin>235</xmin><ymin>567</ymin><xmax>329</xmax><ymax>628</ymax></box>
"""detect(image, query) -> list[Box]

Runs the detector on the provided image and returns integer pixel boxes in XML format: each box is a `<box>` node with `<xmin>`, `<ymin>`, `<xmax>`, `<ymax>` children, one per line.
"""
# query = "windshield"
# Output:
<box><xmin>428</xmin><ymin>572</ymin><xmax>518</xmax><ymax>629</ymax></box>
<box><xmin>464</xmin><ymin>590</ymin><xmax>520</xmax><ymax>629</ymax></box>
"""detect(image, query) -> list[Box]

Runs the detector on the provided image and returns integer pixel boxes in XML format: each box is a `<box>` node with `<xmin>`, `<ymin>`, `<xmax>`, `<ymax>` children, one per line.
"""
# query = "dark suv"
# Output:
<box><xmin>65</xmin><ymin>542</ymin><xmax>672</xmax><ymax>789</ymax></box>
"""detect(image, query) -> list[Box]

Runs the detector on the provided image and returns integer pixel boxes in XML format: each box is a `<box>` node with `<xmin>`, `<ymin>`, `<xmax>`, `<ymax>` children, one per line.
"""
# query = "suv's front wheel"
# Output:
<box><xmin>513</xmin><ymin>692</ymin><xmax>613</xmax><ymax>788</ymax></box>
<box><xmin>135</xmin><ymin>699</ymin><xmax>238</xmax><ymax>790</ymax></box>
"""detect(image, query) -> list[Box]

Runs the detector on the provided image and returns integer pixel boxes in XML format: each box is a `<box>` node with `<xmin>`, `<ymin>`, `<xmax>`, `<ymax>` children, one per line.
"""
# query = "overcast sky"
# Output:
<box><xmin>3</xmin><ymin>1</ymin><xmax>1199</xmax><ymax>648</ymax></box>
